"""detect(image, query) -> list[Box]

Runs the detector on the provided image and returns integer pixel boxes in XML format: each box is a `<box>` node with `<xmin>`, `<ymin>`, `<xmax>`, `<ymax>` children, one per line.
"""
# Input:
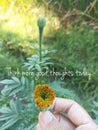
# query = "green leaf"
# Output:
<box><xmin>42</xmin><ymin>57</ymin><xmax>50</xmax><ymax>61</ymax></box>
<box><xmin>0</xmin><ymin>116</ymin><xmax>19</xmax><ymax>130</ymax></box>
<box><xmin>49</xmin><ymin>80</ymin><xmax>80</xmax><ymax>101</ymax></box>
<box><xmin>30</xmin><ymin>80</ymin><xmax>34</xmax><ymax>90</ymax></box>
<box><xmin>24</xmin><ymin>123</ymin><xmax>37</xmax><ymax>130</ymax></box>
<box><xmin>1</xmin><ymin>86</ymin><xmax>11</xmax><ymax>96</ymax></box>
<box><xmin>0</xmin><ymin>107</ymin><xmax>11</xmax><ymax>113</ymax></box>
<box><xmin>0</xmin><ymin>114</ymin><xmax>18</xmax><ymax>121</ymax></box>
<box><xmin>92</xmin><ymin>110</ymin><xmax>98</xmax><ymax>115</ymax></box>
<box><xmin>43</xmin><ymin>62</ymin><xmax>53</xmax><ymax>65</ymax></box>
<box><xmin>93</xmin><ymin>101</ymin><xmax>98</xmax><ymax>107</ymax></box>
<box><xmin>21</xmin><ymin>76</ymin><xmax>26</xmax><ymax>86</ymax></box>
<box><xmin>35</xmin><ymin>64</ymin><xmax>41</xmax><ymax>72</ymax></box>
<box><xmin>16</xmin><ymin>99</ymin><xmax>22</xmax><ymax>112</ymax></box>
<box><xmin>9</xmin><ymin>87</ymin><xmax>23</xmax><ymax>96</ymax></box>
<box><xmin>0</xmin><ymin>80</ymin><xmax>15</xmax><ymax>85</ymax></box>
<box><xmin>3</xmin><ymin>84</ymin><xmax>20</xmax><ymax>91</ymax></box>
<box><xmin>28</xmin><ymin>65</ymin><xmax>35</xmax><ymax>71</ymax></box>
<box><xmin>10</xmin><ymin>100</ymin><xmax>17</xmax><ymax>113</ymax></box>
<box><xmin>42</xmin><ymin>50</ymin><xmax>56</xmax><ymax>56</ymax></box>
<box><xmin>12</xmin><ymin>77</ymin><xmax>20</xmax><ymax>84</ymax></box>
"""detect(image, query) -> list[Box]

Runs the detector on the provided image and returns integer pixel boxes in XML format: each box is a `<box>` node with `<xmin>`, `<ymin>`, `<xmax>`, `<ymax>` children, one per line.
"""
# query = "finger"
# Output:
<box><xmin>38</xmin><ymin>111</ymin><xmax>66</xmax><ymax>130</ymax></box>
<box><xmin>36</xmin><ymin>124</ymin><xmax>41</xmax><ymax>130</ymax></box>
<box><xmin>51</xmin><ymin>98</ymin><xmax>93</xmax><ymax>126</ymax></box>
<box><xmin>76</xmin><ymin>122</ymin><xmax>98</xmax><ymax>130</ymax></box>
<box><xmin>54</xmin><ymin>112</ymin><xmax>75</xmax><ymax>130</ymax></box>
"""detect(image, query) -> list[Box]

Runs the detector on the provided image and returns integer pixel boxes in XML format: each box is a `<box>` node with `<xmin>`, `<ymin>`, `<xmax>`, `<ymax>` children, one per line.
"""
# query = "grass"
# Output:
<box><xmin>44</xmin><ymin>24</ymin><xmax>98</xmax><ymax>112</ymax></box>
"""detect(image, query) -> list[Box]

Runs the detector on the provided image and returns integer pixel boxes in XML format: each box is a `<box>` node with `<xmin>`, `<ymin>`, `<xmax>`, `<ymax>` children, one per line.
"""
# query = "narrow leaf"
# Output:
<box><xmin>0</xmin><ymin>114</ymin><xmax>18</xmax><ymax>121</ymax></box>
<box><xmin>0</xmin><ymin>80</ymin><xmax>15</xmax><ymax>85</ymax></box>
<box><xmin>9</xmin><ymin>87</ymin><xmax>23</xmax><ymax>96</ymax></box>
<box><xmin>21</xmin><ymin>76</ymin><xmax>26</xmax><ymax>86</ymax></box>
<box><xmin>10</xmin><ymin>100</ymin><xmax>17</xmax><ymax>113</ymax></box>
<box><xmin>93</xmin><ymin>101</ymin><xmax>98</xmax><ymax>107</ymax></box>
<box><xmin>35</xmin><ymin>64</ymin><xmax>41</xmax><ymax>72</ymax></box>
<box><xmin>0</xmin><ymin>107</ymin><xmax>11</xmax><ymax>113</ymax></box>
<box><xmin>12</xmin><ymin>77</ymin><xmax>20</xmax><ymax>84</ymax></box>
<box><xmin>3</xmin><ymin>84</ymin><xmax>20</xmax><ymax>91</ymax></box>
<box><xmin>0</xmin><ymin>116</ymin><xmax>19</xmax><ymax>130</ymax></box>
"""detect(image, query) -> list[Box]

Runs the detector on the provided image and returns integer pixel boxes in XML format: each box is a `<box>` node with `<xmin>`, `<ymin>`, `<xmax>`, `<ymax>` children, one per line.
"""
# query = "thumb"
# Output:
<box><xmin>38</xmin><ymin>111</ymin><xmax>66</xmax><ymax>130</ymax></box>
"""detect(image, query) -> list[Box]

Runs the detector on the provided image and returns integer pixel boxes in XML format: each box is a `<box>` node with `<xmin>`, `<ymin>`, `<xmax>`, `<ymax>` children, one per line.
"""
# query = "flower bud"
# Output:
<box><xmin>37</xmin><ymin>17</ymin><xmax>46</xmax><ymax>29</ymax></box>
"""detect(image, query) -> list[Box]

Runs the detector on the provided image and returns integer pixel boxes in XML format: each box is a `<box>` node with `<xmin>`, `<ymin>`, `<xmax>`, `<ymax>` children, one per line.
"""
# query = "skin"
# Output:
<box><xmin>36</xmin><ymin>98</ymin><xmax>98</xmax><ymax>130</ymax></box>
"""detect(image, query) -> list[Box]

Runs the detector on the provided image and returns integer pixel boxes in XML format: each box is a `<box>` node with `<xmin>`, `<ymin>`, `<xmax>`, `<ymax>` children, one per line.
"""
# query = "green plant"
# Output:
<box><xmin>92</xmin><ymin>101</ymin><xmax>98</xmax><ymax>124</ymax></box>
<box><xmin>0</xmin><ymin>48</ymin><xmax>21</xmax><ymax>79</ymax></box>
<box><xmin>0</xmin><ymin>17</ymin><xmax>79</xmax><ymax>130</ymax></box>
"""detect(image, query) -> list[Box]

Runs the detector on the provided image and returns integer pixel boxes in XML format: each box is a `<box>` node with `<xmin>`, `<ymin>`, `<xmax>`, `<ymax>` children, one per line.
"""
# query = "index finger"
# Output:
<box><xmin>51</xmin><ymin>98</ymin><xmax>93</xmax><ymax>126</ymax></box>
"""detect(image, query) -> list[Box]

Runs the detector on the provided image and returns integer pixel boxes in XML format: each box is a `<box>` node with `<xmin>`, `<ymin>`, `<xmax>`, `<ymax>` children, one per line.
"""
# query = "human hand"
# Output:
<box><xmin>36</xmin><ymin>98</ymin><xmax>98</xmax><ymax>130</ymax></box>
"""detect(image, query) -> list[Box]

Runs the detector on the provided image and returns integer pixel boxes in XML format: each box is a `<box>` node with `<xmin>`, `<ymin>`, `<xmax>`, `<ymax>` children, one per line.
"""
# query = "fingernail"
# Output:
<box><xmin>39</xmin><ymin>111</ymin><xmax>53</xmax><ymax>125</ymax></box>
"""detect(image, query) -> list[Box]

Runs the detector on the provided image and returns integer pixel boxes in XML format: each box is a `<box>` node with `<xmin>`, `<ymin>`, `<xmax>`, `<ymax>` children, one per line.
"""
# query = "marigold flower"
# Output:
<box><xmin>34</xmin><ymin>84</ymin><xmax>55</xmax><ymax>109</ymax></box>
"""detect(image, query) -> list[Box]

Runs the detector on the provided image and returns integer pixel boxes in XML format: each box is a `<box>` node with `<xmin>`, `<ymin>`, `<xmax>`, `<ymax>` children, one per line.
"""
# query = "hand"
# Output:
<box><xmin>36</xmin><ymin>97</ymin><xmax>98</xmax><ymax>130</ymax></box>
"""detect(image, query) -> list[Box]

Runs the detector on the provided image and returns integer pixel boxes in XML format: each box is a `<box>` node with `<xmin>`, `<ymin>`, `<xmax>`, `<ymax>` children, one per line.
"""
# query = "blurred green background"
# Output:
<box><xmin>0</xmin><ymin>0</ymin><xmax>98</xmax><ymax>121</ymax></box>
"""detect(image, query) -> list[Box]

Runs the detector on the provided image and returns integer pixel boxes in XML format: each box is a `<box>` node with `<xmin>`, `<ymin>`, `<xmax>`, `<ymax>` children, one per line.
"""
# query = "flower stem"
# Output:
<box><xmin>39</xmin><ymin>27</ymin><xmax>43</xmax><ymax>62</ymax></box>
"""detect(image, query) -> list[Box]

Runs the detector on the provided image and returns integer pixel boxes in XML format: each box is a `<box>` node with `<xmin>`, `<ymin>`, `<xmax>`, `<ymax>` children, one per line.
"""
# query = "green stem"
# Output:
<box><xmin>39</xmin><ymin>27</ymin><xmax>43</xmax><ymax>62</ymax></box>
<box><xmin>80</xmin><ymin>12</ymin><xmax>98</xmax><ymax>21</ymax></box>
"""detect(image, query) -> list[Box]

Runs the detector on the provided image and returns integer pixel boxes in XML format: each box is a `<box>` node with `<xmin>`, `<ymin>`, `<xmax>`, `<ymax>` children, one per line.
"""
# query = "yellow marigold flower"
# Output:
<box><xmin>34</xmin><ymin>84</ymin><xmax>55</xmax><ymax>109</ymax></box>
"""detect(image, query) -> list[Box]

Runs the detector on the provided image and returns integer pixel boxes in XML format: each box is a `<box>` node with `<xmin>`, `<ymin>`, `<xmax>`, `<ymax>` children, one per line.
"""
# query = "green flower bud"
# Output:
<box><xmin>37</xmin><ymin>17</ymin><xmax>46</xmax><ymax>61</ymax></box>
<box><xmin>37</xmin><ymin>17</ymin><xmax>46</xmax><ymax>29</ymax></box>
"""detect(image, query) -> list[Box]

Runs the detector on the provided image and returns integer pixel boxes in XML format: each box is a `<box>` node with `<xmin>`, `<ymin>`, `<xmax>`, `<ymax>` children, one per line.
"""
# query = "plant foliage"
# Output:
<box><xmin>92</xmin><ymin>101</ymin><xmax>98</xmax><ymax>124</ymax></box>
<box><xmin>0</xmin><ymin>17</ymin><xmax>80</xmax><ymax>130</ymax></box>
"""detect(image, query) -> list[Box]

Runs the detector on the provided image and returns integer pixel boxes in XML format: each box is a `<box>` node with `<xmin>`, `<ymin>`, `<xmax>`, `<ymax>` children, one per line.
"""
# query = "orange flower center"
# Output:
<box><xmin>34</xmin><ymin>84</ymin><xmax>55</xmax><ymax>109</ymax></box>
